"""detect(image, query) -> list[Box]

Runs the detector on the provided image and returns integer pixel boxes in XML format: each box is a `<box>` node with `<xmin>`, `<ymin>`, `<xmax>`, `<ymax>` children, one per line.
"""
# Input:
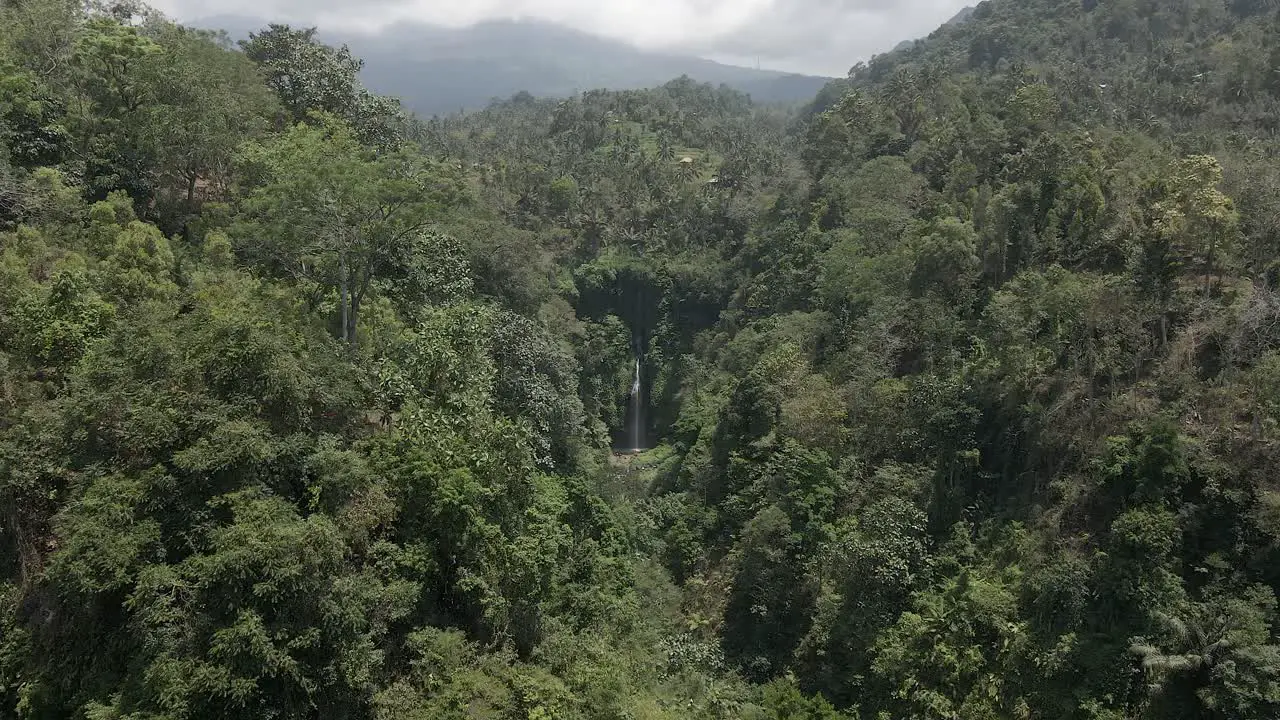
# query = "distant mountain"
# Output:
<box><xmin>190</xmin><ymin>15</ymin><xmax>834</xmax><ymax>115</ymax></box>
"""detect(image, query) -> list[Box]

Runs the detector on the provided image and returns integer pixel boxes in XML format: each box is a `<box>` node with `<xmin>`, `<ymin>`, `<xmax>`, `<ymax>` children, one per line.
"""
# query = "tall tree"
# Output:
<box><xmin>142</xmin><ymin>26</ymin><xmax>277</xmax><ymax>217</ymax></box>
<box><xmin>234</xmin><ymin>119</ymin><xmax>464</xmax><ymax>345</ymax></box>
<box><xmin>240</xmin><ymin>24</ymin><xmax>403</xmax><ymax>148</ymax></box>
<box><xmin>1156</xmin><ymin>155</ymin><xmax>1240</xmax><ymax>298</ymax></box>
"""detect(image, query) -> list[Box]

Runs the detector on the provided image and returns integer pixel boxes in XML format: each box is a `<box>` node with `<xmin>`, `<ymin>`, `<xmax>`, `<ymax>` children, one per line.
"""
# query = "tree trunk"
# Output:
<box><xmin>1204</xmin><ymin>239</ymin><xmax>1216</xmax><ymax>299</ymax></box>
<box><xmin>1198</xmin><ymin>235</ymin><xmax>1218</xmax><ymax>299</ymax></box>
<box><xmin>339</xmin><ymin>255</ymin><xmax>350</xmax><ymax>345</ymax></box>
<box><xmin>348</xmin><ymin>293</ymin><xmax>361</xmax><ymax>348</ymax></box>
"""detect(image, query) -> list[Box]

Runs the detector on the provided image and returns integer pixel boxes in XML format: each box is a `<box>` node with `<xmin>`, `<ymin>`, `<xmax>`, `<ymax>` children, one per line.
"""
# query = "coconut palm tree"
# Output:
<box><xmin>1130</xmin><ymin>610</ymin><xmax>1233</xmax><ymax>687</ymax></box>
<box><xmin>657</xmin><ymin>134</ymin><xmax>676</xmax><ymax>163</ymax></box>
<box><xmin>1126</xmin><ymin>603</ymin><xmax>1280</xmax><ymax>716</ymax></box>
<box><xmin>677</xmin><ymin>157</ymin><xmax>699</xmax><ymax>183</ymax></box>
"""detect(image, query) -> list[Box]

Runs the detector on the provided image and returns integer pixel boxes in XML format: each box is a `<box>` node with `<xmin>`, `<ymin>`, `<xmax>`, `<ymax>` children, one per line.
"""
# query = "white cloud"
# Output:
<box><xmin>148</xmin><ymin>0</ymin><xmax>974</xmax><ymax>76</ymax></box>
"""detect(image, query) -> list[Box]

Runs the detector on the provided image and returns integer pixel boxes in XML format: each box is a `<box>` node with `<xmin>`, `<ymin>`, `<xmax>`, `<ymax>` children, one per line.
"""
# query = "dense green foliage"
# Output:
<box><xmin>7</xmin><ymin>0</ymin><xmax>1280</xmax><ymax>718</ymax></box>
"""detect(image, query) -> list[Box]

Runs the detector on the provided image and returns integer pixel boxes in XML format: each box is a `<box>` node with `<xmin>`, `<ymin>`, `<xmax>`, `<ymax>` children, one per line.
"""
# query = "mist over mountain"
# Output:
<box><xmin>193</xmin><ymin>15</ymin><xmax>834</xmax><ymax>115</ymax></box>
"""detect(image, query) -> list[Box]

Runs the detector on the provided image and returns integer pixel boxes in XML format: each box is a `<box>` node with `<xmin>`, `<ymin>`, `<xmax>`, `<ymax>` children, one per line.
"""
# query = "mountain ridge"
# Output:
<box><xmin>189</xmin><ymin>14</ymin><xmax>834</xmax><ymax>115</ymax></box>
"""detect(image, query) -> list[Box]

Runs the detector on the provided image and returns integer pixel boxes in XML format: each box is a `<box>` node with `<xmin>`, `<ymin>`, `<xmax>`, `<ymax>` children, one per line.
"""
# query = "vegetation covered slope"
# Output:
<box><xmin>634</xmin><ymin>0</ymin><xmax>1280</xmax><ymax>717</ymax></box>
<box><xmin>6</xmin><ymin>0</ymin><xmax>1280</xmax><ymax>718</ymax></box>
<box><xmin>432</xmin><ymin>0</ymin><xmax>1280</xmax><ymax>717</ymax></box>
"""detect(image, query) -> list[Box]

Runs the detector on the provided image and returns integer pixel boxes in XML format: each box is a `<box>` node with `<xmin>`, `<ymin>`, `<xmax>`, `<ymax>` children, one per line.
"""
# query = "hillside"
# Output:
<box><xmin>442</xmin><ymin>0</ymin><xmax>1280</xmax><ymax>715</ymax></box>
<box><xmin>6</xmin><ymin>0</ymin><xmax>1280</xmax><ymax>719</ymax></box>
<box><xmin>193</xmin><ymin>15</ymin><xmax>834</xmax><ymax>114</ymax></box>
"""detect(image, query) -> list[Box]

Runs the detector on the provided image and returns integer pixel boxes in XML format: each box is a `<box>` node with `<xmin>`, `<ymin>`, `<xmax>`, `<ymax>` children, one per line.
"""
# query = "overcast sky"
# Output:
<box><xmin>147</xmin><ymin>0</ymin><xmax>974</xmax><ymax>77</ymax></box>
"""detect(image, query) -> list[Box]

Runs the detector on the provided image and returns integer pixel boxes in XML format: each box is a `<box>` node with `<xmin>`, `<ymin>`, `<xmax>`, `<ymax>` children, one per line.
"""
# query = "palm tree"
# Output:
<box><xmin>1131</xmin><ymin>611</ymin><xmax>1232</xmax><ymax>686</ymax></box>
<box><xmin>677</xmin><ymin>157</ymin><xmax>699</xmax><ymax>183</ymax></box>
<box><xmin>1127</xmin><ymin>606</ymin><xmax>1260</xmax><ymax>715</ymax></box>
<box><xmin>657</xmin><ymin>135</ymin><xmax>676</xmax><ymax>163</ymax></box>
<box><xmin>619</xmin><ymin>226</ymin><xmax>644</xmax><ymax>251</ymax></box>
<box><xmin>884</xmin><ymin>68</ymin><xmax>925</xmax><ymax>138</ymax></box>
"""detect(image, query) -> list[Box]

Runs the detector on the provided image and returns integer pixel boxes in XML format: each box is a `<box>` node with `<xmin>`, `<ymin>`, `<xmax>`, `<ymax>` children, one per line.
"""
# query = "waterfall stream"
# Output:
<box><xmin>627</xmin><ymin>355</ymin><xmax>645</xmax><ymax>452</ymax></box>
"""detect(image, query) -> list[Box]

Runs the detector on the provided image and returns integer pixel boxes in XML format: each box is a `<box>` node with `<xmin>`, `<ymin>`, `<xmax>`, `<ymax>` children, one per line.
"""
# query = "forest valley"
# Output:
<box><xmin>5</xmin><ymin>0</ymin><xmax>1280</xmax><ymax>717</ymax></box>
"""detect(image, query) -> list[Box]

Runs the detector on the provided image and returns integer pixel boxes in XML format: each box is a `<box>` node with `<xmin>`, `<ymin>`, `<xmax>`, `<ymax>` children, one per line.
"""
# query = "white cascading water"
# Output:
<box><xmin>629</xmin><ymin>356</ymin><xmax>643</xmax><ymax>451</ymax></box>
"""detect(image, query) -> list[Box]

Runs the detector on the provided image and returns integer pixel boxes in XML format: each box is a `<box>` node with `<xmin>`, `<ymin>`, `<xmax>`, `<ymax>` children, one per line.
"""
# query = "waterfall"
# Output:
<box><xmin>628</xmin><ymin>355</ymin><xmax>644</xmax><ymax>451</ymax></box>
